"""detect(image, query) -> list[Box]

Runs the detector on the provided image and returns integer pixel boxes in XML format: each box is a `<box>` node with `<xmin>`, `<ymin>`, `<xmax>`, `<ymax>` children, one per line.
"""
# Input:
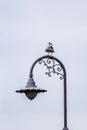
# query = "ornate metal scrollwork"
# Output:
<box><xmin>38</xmin><ymin>58</ymin><xmax>64</xmax><ymax>80</ymax></box>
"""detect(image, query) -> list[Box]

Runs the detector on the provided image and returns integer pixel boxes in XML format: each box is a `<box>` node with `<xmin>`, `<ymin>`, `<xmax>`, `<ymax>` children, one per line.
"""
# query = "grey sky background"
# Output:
<box><xmin>0</xmin><ymin>0</ymin><xmax>87</xmax><ymax>130</ymax></box>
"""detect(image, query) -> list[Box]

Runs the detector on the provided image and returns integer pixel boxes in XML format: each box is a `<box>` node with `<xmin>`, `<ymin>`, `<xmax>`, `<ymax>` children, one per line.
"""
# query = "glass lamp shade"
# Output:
<box><xmin>16</xmin><ymin>78</ymin><xmax>47</xmax><ymax>100</ymax></box>
<box><xmin>25</xmin><ymin>90</ymin><xmax>37</xmax><ymax>100</ymax></box>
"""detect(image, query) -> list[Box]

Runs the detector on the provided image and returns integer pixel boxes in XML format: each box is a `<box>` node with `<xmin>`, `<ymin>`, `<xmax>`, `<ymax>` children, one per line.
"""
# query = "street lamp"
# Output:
<box><xmin>16</xmin><ymin>43</ymin><xmax>69</xmax><ymax>130</ymax></box>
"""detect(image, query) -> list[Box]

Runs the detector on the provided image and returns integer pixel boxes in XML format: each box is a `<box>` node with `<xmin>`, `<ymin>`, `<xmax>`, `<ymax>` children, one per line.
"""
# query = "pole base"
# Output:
<box><xmin>62</xmin><ymin>126</ymin><xmax>69</xmax><ymax>130</ymax></box>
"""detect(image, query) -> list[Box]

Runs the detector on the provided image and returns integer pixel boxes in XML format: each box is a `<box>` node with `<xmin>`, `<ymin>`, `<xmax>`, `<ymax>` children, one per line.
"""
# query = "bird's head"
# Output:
<box><xmin>48</xmin><ymin>42</ymin><xmax>53</xmax><ymax>46</ymax></box>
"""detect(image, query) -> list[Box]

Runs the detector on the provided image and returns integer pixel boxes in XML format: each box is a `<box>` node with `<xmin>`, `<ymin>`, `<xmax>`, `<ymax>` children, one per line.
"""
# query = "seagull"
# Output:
<box><xmin>45</xmin><ymin>42</ymin><xmax>55</xmax><ymax>55</ymax></box>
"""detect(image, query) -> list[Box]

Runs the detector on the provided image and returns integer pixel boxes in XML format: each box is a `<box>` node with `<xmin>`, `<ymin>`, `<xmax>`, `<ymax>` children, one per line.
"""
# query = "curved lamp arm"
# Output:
<box><xmin>29</xmin><ymin>55</ymin><xmax>68</xmax><ymax>130</ymax></box>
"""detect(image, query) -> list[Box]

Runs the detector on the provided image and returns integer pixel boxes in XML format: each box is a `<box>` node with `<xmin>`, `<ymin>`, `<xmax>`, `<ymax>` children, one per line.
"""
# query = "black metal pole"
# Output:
<box><xmin>63</xmin><ymin>73</ymin><xmax>68</xmax><ymax>130</ymax></box>
<box><xmin>29</xmin><ymin>55</ymin><xmax>69</xmax><ymax>130</ymax></box>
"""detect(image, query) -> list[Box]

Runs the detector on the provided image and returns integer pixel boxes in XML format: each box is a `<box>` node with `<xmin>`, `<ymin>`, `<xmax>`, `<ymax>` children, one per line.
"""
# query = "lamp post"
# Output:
<box><xmin>16</xmin><ymin>43</ymin><xmax>69</xmax><ymax>130</ymax></box>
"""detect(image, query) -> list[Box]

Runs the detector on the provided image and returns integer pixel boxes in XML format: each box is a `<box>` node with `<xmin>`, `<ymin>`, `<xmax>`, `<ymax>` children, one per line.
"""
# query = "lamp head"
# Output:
<box><xmin>16</xmin><ymin>78</ymin><xmax>47</xmax><ymax>100</ymax></box>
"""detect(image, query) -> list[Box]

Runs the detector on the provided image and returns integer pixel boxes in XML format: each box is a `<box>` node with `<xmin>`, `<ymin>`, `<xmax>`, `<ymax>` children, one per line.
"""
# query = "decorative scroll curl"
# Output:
<box><xmin>38</xmin><ymin>58</ymin><xmax>64</xmax><ymax>80</ymax></box>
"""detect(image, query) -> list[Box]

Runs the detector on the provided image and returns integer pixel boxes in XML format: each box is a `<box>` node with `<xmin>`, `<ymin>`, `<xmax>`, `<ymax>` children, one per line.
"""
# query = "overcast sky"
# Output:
<box><xmin>0</xmin><ymin>0</ymin><xmax>87</xmax><ymax>130</ymax></box>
